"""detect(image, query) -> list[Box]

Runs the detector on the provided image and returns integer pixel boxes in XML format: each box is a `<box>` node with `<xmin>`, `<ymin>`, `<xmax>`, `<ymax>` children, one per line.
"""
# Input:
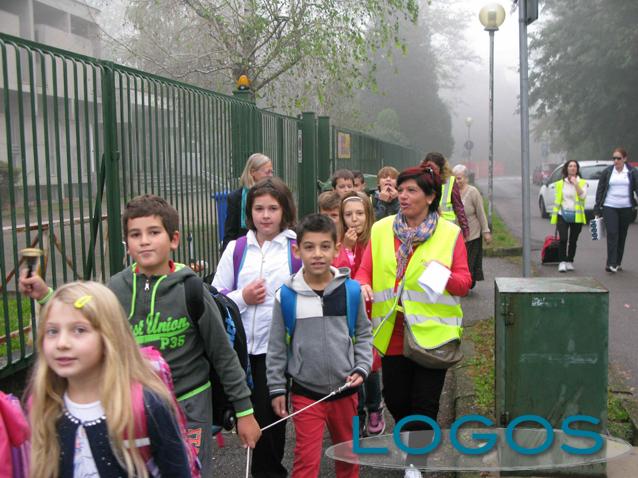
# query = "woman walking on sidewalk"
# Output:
<box><xmin>551</xmin><ymin>160</ymin><xmax>588</xmax><ymax>273</ymax></box>
<box><xmin>594</xmin><ymin>147</ymin><xmax>638</xmax><ymax>273</ymax></box>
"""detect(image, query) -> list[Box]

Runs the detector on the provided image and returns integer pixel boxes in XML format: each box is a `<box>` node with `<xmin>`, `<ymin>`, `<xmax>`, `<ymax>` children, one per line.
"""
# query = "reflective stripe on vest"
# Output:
<box><xmin>551</xmin><ymin>178</ymin><xmax>587</xmax><ymax>225</ymax></box>
<box><xmin>440</xmin><ymin>176</ymin><xmax>456</xmax><ymax>222</ymax></box>
<box><xmin>370</xmin><ymin>215</ymin><xmax>463</xmax><ymax>353</ymax></box>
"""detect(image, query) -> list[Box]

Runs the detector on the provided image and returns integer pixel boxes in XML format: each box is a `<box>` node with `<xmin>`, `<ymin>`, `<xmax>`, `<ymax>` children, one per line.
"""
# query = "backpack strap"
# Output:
<box><xmin>288</xmin><ymin>238</ymin><xmax>302</xmax><ymax>274</ymax></box>
<box><xmin>279</xmin><ymin>284</ymin><xmax>297</xmax><ymax>345</ymax></box>
<box><xmin>184</xmin><ymin>275</ymin><xmax>205</xmax><ymax>323</ymax></box>
<box><xmin>232</xmin><ymin>236</ymin><xmax>248</xmax><ymax>290</ymax></box>
<box><xmin>344</xmin><ymin>278</ymin><xmax>361</xmax><ymax>341</ymax></box>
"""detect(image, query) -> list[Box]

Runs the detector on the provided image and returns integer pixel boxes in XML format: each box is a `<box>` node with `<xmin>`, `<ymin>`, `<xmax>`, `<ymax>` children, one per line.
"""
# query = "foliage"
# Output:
<box><xmin>369</xmin><ymin>109</ymin><xmax>410</xmax><ymax>146</ymax></box>
<box><xmin>111</xmin><ymin>0</ymin><xmax>419</xmax><ymax>109</ymax></box>
<box><xmin>530</xmin><ymin>0</ymin><xmax>638</xmax><ymax>160</ymax></box>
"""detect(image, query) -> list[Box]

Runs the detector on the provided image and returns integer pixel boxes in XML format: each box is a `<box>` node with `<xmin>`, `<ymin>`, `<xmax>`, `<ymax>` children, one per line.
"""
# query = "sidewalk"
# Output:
<box><xmin>454</xmin><ymin>255</ymin><xmax>638</xmax><ymax>477</ymax></box>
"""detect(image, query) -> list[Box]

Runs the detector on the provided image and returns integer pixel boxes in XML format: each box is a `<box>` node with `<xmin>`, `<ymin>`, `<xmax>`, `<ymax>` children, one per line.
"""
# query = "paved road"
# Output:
<box><xmin>481</xmin><ymin>176</ymin><xmax>638</xmax><ymax>392</ymax></box>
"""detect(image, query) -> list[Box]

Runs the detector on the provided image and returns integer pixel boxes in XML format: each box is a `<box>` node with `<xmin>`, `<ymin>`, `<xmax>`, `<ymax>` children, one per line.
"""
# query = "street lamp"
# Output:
<box><xmin>479</xmin><ymin>3</ymin><xmax>506</xmax><ymax>230</ymax></box>
<box><xmin>464</xmin><ymin>116</ymin><xmax>473</xmax><ymax>167</ymax></box>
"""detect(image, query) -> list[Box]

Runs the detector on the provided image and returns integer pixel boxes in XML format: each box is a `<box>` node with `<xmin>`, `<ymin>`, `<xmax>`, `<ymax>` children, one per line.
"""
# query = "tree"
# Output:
<box><xmin>108</xmin><ymin>0</ymin><xmax>419</xmax><ymax>108</ymax></box>
<box><xmin>530</xmin><ymin>0</ymin><xmax>638</xmax><ymax>160</ymax></box>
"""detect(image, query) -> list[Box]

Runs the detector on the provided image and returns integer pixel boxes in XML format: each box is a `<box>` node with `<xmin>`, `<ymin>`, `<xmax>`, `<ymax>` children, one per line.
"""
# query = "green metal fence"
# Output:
<box><xmin>0</xmin><ymin>32</ymin><xmax>420</xmax><ymax>378</ymax></box>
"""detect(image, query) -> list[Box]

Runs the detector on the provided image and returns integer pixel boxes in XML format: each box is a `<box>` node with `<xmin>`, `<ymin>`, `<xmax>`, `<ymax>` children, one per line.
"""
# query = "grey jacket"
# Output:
<box><xmin>266</xmin><ymin>267</ymin><xmax>372</xmax><ymax>398</ymax></box>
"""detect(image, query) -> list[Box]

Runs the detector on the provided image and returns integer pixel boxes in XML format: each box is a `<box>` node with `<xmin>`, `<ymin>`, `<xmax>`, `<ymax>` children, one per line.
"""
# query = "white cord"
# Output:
<box><xmin>244</xmin><ymin>381</ymin><xmax>352</xmax><ymax>475</ymax></box>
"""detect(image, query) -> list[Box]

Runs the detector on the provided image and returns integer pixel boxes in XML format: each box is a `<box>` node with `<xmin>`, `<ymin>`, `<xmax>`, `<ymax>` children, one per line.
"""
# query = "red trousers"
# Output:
<box><xmin>291</xmin><ymin>392</ymin><xmax>359</xmax><ymax>478</ymax></box>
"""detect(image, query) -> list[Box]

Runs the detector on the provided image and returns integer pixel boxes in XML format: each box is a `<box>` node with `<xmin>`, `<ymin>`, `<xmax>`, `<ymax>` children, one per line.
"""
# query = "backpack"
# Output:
<box><xmin>0</xmin><ymin>392</ymin><xmax>30</xmax><ymax>478</ymax></box>
<box><xmin>183</xmin><ymin>275</ymin><xmax>252</xmax><ymax>433</ymax></box>
<box><xmin>279</xmin><ymin>278</ymin><xmax>361</xmax><ymax>345</ymax></box>
<box><xmin>133</xmin><ymin>346</ymin><xmax>201</xmax><ymax>478</ymax></box>
<box><xmin>231</xmin><ymin>235</ymin><xmax>302</xmax><ymax>290</ymax></box>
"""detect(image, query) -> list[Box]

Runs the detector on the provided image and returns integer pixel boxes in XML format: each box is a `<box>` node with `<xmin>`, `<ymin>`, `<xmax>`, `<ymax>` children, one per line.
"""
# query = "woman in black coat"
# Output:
<box><xmin>221</xmin><ymin>153</ymin><xmax>274</xmax><ymax>252</ymax></box>
<box><xmin>594</xmin><ymin>147</ymin><xmax>638</xmax><ymax>272</ymax></box>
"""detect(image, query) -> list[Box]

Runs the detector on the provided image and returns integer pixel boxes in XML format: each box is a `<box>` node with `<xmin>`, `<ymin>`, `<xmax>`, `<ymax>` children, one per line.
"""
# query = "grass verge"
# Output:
<box><xmin>1</xmin><ymin>296</ymin><xmax>35</xmax><ymax>359</ymax></box>
<box><xmin>483</xmin><ymin>198</ymin><xmax>520</xmax><ymax>252</ymax></box>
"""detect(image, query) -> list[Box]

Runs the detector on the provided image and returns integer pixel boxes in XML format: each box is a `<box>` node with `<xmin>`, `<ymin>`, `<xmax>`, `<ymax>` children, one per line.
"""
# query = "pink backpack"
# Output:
<box><xmin>0</xmin><ymin>391</ymin><xmax>30</xmax><ymax>478</ymax></box>
<box><xmin>131</xmin><ymin>346</ymin><xmax>201</xmax><ymax>477</ymax></box>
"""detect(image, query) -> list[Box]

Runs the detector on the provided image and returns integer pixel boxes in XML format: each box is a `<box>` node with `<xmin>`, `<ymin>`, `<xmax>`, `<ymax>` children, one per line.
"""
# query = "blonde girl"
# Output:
<box><xmin>334</xmin><ymin>191</ymin><xmax>374</xmax><ymax>274</ymax></box>
<box><xmin>29</xmin><ymin>281</ymin><xmax>191</xmax><ymax>478</ymax></box>
<box><xmin>333</xmin><ymin>191</ymin><xmax>385</xmax><ymax>437</ymax></box>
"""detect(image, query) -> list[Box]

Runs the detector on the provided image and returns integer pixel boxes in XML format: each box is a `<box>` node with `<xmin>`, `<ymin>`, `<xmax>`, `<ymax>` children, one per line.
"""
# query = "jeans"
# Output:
<box><xmin>357</xmin><ymin>370</ymin><xmax>382</xmax><ymax>417</ymax></box>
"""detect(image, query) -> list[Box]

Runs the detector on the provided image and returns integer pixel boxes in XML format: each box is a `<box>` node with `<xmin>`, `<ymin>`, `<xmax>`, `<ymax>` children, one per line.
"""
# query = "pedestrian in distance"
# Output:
<box><xmin>333</xmin><ymin>191</ymin><xmax>385</xmax><ymax>437</ymax></box>
<box><xmin>332</xmin><ymin>169</ymin><xmax>356</xmax><ymax>198</ymax></box>
<box><xmin>550</xmin><ymin>160</ymin><xmax>588</xmax><ymax>273</ymax></box>
<box><xmin>421</xmin><ymin>152</ymin><xmax>470</xmax><ymax>240</ymax></box>
<box><xmin>222</xmin><ymin>153</ymin><xmax>274</xmax><ymax>253</ymax></box>
<box><xmin>267</xmin><ymin>213</ymin><xmax>373</xmax><ymax>478</ymax></box>
<box><xmin>28</xmin><ymin>281</ymin><xmax>192</xmax><ymax>478</ymax></box>
<box><xmin>20</xmin><ymin>195</ymin><xmax>261</xmax><ymax>477</ymax></box>
<box><xmin>355</xmin><ymin>164</ymin><xmax>472</xmax><ymax>478</ymax></box>
<box><xmin>594</xmin><ymin>147</ymin><xmax>638</xmax><ymax>273</ymax></box>
<box><xmin>372</xmin><ymin>166</ymin><xmax>400</xmax><ymax>220</ymax></box>
<box><xmin>213</xmin><ymin>177</ymin><xmax>298</xmax><ymax>478</ymax></box>
<box><xmin>452</xmin><ymin>164</ymin><xmax>492</xmax><ymax>288</ymax></box>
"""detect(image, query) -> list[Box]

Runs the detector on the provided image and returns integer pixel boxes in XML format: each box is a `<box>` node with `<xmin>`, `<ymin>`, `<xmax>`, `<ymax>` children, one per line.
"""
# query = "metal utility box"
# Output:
<box><xmin>495</xmin><ymin>277</ymin><xmax>608</xmax><ymax>430</ymax></box>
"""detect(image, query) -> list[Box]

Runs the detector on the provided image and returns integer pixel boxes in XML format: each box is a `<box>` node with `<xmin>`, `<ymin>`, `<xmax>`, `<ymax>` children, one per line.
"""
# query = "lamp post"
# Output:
<box><xmin>479</xmin><ymin>3</ymin><xmax>506</xmax><ymax>230</ymax></box>
<box><xmin>464</xmin><ymin>116</ymin><xmax>473</xmax><ymax>167</ymax></box>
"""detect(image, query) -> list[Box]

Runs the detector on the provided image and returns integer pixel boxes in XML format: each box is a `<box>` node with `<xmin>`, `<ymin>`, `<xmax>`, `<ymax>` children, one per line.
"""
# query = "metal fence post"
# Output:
<box><xmin>101</xmin><ymin>63</ymin><xmax>123</xmax><ymax>275</ymax></box>
<box><xmin>299</xmin><ymin>112</ymin><xmax>317</xmax><ymax>217</ymax></box>
<box><xmin>231</xmin><ymin>89</ymin><xmax>262</xmax><ymax>179</ymax></box>
<box><xmin>317</xmin><ymin>116</ymin><xmax>330</xmax><ymax>183</ymax></box>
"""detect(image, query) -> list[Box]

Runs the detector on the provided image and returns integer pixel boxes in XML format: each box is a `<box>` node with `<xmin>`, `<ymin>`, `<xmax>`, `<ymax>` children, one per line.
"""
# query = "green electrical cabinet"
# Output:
<box><xmin>495</xmin><ymin>277</ymin><xmax>608</xmax><ymax>431</ymax></box>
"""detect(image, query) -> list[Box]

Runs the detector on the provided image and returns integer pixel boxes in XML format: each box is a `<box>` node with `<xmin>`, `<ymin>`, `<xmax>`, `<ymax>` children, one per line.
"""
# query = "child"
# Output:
<box><xmin>20</xmin><ymin>195</ymin><xmax>261</xmax><ymax>477</ymax></box>
<box><xmin>212</xmin><ymin>177</ymin><xmax>297</xmax><ymax>478</ymax></box>
<box><xmin>333</xmin><ymin>192</ymin><xmax>385</xmax><ymax>437</ymax></box>
<box><xmin>372</xmin><ymin>166</ymin><xmax>400</xmax><ymax>220</ymax></box>
<box><xmin>352</xmin><ymin>170</ymin><xmax>366</xmax><ymax>193</ymax></box>
<box><xmin>267</xmin><ymin>214</ymin><xmax>373</xmax><ymax>478</ymax></box>
<box><xmin>331</xmin><ymin>169</ymin><xmax>355</xmax><ymax>198</ymax></box>
<box><xmin>318</xmin><ymin>190</ymin><xmax>341</xmax><ymax>224</ymax></box>
<box><xmin>28</xmin><ymin>281</ymin><xmax>191</xmax><ymax>478</ymax></box>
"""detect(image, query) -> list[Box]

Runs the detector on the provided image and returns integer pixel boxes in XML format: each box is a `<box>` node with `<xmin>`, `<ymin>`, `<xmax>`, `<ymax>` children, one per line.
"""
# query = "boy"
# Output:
<box><xmin>20</xmin><ymin>195</ymin><xmax>261</xmax><ymax>476</ymax></box>
<box><xmin>372</xmin><ymin>166</ymin><xmax>400</xmax><ymax>220</ymax></box>
<box><xmin>352</xmin><ymin>170</ymin><xmax>366</xmax><ymax>193</ymax></box>
<box><xmin>331</xmin><ymin>169</ymin><xmax>355</xmax><ymax>198</ymax></box>
<box><xmin>318</xmin><ymin>190</ymin><xmax>341</xmax><ymax>224</ymax></box>
<box><xmin>267</xmin><ymin>214</ymin><xmax>372</xmax><ymax>478</ymax></box>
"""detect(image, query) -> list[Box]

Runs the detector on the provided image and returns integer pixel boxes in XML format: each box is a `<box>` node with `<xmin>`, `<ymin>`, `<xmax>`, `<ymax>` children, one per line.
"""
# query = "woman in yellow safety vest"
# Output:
<box><xmin>550</xmin><ymin>160</ymin><xmax>587</xmax><ymax>273</ymax></box>
<box><xmin>355</xmin><ymin>164</ymin><xmax>472</xmax><ymax>441</ymax></box>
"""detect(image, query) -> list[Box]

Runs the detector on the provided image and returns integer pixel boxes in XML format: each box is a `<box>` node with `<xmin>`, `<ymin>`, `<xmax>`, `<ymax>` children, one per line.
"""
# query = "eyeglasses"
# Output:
<box><xmin>612</xmin><ymin>156</ymin><xmax>623</xmax><ymax>160</ymax></box>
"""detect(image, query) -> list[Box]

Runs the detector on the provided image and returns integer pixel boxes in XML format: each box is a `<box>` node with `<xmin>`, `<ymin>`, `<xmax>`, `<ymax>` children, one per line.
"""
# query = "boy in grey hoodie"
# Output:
<box><xmin>267</xmin><ymin>214</ymin><xmax>372</xmax><ymax>478</ymax></box>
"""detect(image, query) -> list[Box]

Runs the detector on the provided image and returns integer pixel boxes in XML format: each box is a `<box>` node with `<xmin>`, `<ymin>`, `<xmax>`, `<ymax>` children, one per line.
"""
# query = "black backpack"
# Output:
<box><xmin>184</xmin><ymin>275</ymin><xmax>252</xmax><ymax>433</ymax></box>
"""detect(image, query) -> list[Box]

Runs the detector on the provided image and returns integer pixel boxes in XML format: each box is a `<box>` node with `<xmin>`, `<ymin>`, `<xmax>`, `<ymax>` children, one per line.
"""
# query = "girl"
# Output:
<box><xmin>213</xmin><ymin>177</ymin><xmax>297</xmax><ymax>478</ymax></box>
<box><xmin>333</xmin><ymin>191</ymin><xmax>385</xmax><ymax>438</ymax></box>
<box><xmin>29</xmin><ymin>281</ymin><xmax>191</xmax><ymax>478</ymax></box>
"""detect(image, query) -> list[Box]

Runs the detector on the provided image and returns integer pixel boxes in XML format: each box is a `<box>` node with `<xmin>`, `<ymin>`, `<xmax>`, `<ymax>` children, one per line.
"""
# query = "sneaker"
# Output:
<box><xmin>565</xmin><ymin>262</ymin><xmax>574</xmax><ymax>271</ymax></box>
<box><xmin>617</xmin><ymin>265</ymin><xmax>623</xmax><ymax>271</ymax></box>
<box><xmin>404</xmin><ymin>465</ymin><xmax>423</xmax><ymax>478</ymax></box>
<box><xmin>366</xmin><ymin>410</ymin><xmax>386</xmax><ymax>436</ymax></box>
<box><xmin>558</xmin><ymin>262</ymin><xmax>567</xmax><ymax>273</ymax></box>
<box><xmin>609</xmin><ymin>265</ymin><xmax>618</xmax><ymax>273</ymax></box>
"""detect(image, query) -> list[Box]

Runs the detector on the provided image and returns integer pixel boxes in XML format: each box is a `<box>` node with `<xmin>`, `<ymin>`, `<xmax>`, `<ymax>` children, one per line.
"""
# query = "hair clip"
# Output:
<box><xmin>422</xmin><ymin>167</ymin><xmax>434</xmax><ymax>175</ymax></box>
<box><xmin>74</xmin><ymin>295</ymin><xmax>93</xmax><ymax>309</ymax></box>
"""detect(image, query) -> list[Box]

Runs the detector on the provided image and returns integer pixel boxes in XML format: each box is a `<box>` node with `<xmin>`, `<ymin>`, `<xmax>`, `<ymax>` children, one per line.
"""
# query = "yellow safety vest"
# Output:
<box><xmin>551</xmin><ymin>178</ymin><xmax>587</xmax><ymax>225</ymax></box>
<box><xmin>440</xmin><ymin>176</ymin><xmax>456</xmax><ymax>222</ymax></box>
<box><xmin>370</xmin><ymin>216</ymin><xmax>463</xmax><ymax>355</ymax></box>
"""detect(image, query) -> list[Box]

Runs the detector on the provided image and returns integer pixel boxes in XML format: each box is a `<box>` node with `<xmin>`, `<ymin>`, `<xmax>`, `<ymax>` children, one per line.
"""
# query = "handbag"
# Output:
<box><xmin>590</xmin><ymin>216</ymin><xmax>605</xmax><ymax>240</ymax></box>
<box><xmin>403</xmin><ymin>322</ymin><xmax>463</xmax><ymax>369</ymax></box>
<box><xmin>541</xmin><ymin>226</ymin><xmax>560</xmax><ymax>263</ymax></box>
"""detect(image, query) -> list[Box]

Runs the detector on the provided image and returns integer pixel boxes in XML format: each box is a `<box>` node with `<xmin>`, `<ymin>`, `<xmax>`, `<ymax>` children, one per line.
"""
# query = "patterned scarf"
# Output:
<box><xmin>392</xmin><ymin>211</ymin><xmax>438</xmax><ymax>279</ymax></box>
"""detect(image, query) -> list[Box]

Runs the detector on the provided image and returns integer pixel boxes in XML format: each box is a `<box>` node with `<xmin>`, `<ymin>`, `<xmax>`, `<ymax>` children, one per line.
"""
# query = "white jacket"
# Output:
<box><xmin>212</xmin><ymin>228</ymin><xmax>297</xmax><ymax>355</ymax></box>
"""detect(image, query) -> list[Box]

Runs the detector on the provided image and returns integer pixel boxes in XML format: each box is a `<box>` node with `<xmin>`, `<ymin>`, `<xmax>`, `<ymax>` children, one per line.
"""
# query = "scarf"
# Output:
<box><xmin>392</xmin><ymin>211</ymin><xmax>438</xmax><ymax>279</ymax></box>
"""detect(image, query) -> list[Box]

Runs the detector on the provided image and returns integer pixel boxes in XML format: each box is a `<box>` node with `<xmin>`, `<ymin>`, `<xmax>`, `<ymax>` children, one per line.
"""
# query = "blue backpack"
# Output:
<box><xmin>279</xmin><ymin>278</ymin><xmax>361</xmax><ymax>345</ymax></box>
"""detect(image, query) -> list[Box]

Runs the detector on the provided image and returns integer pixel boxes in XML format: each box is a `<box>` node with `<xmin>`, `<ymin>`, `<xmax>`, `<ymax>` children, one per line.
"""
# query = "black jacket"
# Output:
<box><xmin>594</xmin><ymin>164</ymin><xmax>638</xmax><ymax>214</ymax></box>
<box><xmin>221</xmin><ymin>187</ymin><xmax>248</xmax><ymax>253</ymax></box>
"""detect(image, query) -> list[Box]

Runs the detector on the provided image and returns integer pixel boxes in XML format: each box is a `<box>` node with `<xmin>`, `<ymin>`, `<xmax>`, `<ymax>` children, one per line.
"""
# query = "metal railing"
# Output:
<box><xmin>0</xmin><ymin>32</ymin><xmax>421</xmax><ymax>378</ymax></box>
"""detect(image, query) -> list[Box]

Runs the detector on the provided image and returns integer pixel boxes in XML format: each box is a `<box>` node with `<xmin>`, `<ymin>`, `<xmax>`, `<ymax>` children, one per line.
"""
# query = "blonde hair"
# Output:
<box><xmin>240</xmin><ymin>153</ymin><xmax>272</xmax><ymax>188</ymax></box>
<box><xmin>28</xmin><ymin>281</ymin><xmax>178</xmax><ymax>478</ymax></box>
<box><xmin>338</xmin><ymin>191</ymin><xmax>374</xmax><ymax>246</ymax></box>
<box><xmin>377</xmin><ymin>166</ymin><xmax>399</xmax><ymax>181</ymax></box>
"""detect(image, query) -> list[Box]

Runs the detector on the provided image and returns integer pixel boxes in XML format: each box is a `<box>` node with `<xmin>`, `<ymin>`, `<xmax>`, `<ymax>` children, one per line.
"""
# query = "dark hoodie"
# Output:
<box><xmin>108</xmin><ymin>263</ymin><xmax>252</xmax><ymax>413</ymax></box>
